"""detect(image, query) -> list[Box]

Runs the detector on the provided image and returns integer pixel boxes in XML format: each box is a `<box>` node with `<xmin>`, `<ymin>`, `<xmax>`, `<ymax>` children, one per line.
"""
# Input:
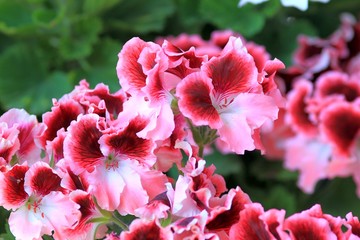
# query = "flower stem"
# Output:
<box><xmin>110</xmin><ymin>214</ymin><xmax>129</xmax><ymax>231</ymax></box>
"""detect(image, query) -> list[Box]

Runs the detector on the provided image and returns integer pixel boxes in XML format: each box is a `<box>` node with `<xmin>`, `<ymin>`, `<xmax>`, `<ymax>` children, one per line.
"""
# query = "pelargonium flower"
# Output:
<box><xmin>37</xmin><ymin>80</ymin><xmax>126</xmax><ymax>163</ymax></box>
<box><xmin>63</xmin><ymin>113</ymin><xmax>168</xmax><ymax>214</ymax></box>
<box><xmin>176</xmin><ymin>36</ymin><xmax>280</xmax><ymax>154</ymax></box>
<box><xmin>0</xmin><ymin>109</ymin><xmax>44</xmax><ymax>166</ymax></box>
<box><xmin>238</xmin><ymin>0</ymin><xmax>330</xmax><ymax>11</ymax></box>
<box><xmin>0</xmin><ymin>162</ymin><xmax>80</xmax><ymax>240</ymax></box>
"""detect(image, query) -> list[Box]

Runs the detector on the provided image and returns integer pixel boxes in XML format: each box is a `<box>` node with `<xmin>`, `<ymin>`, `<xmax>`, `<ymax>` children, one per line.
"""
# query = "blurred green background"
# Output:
<box><xmin>1</xmin><ymin>0</ymin><xmax>360</xmax><ymax>237</ymax></box>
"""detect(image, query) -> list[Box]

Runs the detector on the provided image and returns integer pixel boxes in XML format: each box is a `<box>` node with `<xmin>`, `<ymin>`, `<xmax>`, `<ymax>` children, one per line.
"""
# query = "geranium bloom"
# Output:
<box><xmin>63</xmin><ymin>113</ymin><xmax>168</xmax><ymax>214</ymax></box>
<box><xmin>0</xmin><ymin>109</ymin><xmax>44</xmax><ymax>166</ymax></box>
<box><xmin>176</xmin><ymin>37</ymin><xmax>280</xmax><ymax>154</ymax></box>
<box><xmin>0</xmin><ymin>162</ymin><xmax>80</xmax><ymax>240</ymax></box>
<box><xmin>238</xmin><ymin>0</ymin><xmax>330</xmax><ymax>11</ymax></box>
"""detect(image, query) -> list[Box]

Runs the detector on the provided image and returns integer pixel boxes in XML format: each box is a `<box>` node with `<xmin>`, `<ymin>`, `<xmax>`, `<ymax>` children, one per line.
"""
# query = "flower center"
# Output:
<box><xmin>104</xmin><ymin>153</ymin><xmax>119</xmax><ymax>170</ymax></box>
<box><xmin>27</xmin><ymin>197</ymin><xmax>45</xmax><ymax>218</ymax></box>
<box><xmin>211</xmin><ymin>91</ymin><xmax>236</xmax><ymax>112</ymax></box>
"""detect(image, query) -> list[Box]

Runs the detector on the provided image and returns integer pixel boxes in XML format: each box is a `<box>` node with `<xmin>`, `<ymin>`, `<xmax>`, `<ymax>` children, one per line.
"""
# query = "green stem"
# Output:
<box><xmin>198</xmin><ymin>144</ymin><xmax>204</xmax><ymax>158</ymax></box>
<box><xmin>110</xmin><ymin>214</ymin><xmax>129</xmax><ymax>231</ymax></box>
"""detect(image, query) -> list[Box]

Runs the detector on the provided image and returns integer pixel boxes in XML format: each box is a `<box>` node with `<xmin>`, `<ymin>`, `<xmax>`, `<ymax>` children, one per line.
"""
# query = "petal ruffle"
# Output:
<box><xmin>0</xmin><ymin>164</ymin><xmax>29</xmax><ymax>210</ymax></box>
<box><xmin>63</xmin><ymin>114</ymin><xmax>103</xmax><ymax>174</ymax></box>
<box><xmin>117</xmin><ymin>37</ymin><xmax>148</xmax><ymax>96</ymax></box>
<box><xmin>177</xmin><ymin>72</ymin><xmax>221</xmax><ymax>128</ymax></box>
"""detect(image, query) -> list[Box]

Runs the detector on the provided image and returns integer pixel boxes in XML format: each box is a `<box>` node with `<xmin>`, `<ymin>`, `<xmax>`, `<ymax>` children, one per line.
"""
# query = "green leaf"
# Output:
<box><xmin>303</xmin><ymin>178</ymin><xmax>360</xmax><ymax>217</ymax></box>
<box><xmin>25</xmin><ymin>71</ymin><xmax>73</xmax><ymax>114</ymax></box>
<box><xmin>59</xmin><ymin>17</ymin><xmax>102</xmax><ymax>61</ymax></box>
<box><xmin>253</xmin><ymin>17</ymin><xmax>318</xmax><ymax>66</ymax></box>
<box><xmin>205</xmin><ymin>149</ymin><xmax>243</xmax><ymax>177</ymax></box>
<box><xmin>0</xmin><ymin>208</ymin><xmax>14</xmax><ymax>239</ymax></box>
<box><xmin>199</xmin><ymin>0</ymin><xmax>265</xmax><ymax>37</ymax></box>
<box><xmin>0</xmin><ymin>0</ymin><xmax>35</xmax><ymax>35</ymax></box>
<box><xmin>262</xmin><ymin>186</ymin><xmax>297</xmax><ymax>214</ymax></box>
<box><xmin>0</xmin><ymin>43</ymin><xmax>47</xmax><ymax>113</ymax></box>
<box><xmin>32</xmin><ymin>8</ymin><xmax>58</xmax><ymax>27</ymax></box>
<box><xmin>80</xmin><ymin>38</ymin><xmax>122</xmax><ymax>92</ymax></box>
<box><xmin>0</xmin><ymin>207</ymin><xmax>10</xmax><ymax>235</ymax></box>
<box><xmin>0</xmin><ymin>43</ymin><xmax>73</xmax><ymax>114</ymax></box>
<box><xmin>172</xmin><ymin>0</ymin><xmax>204</xmax><ymax>34</ymax></box>
<box><xmin>258</xmin><ymin>0</ymin><xmax>281</xmax><ymax>18</ymax></box>
<box><xmin>83</xmin><ymin>0</ymin><xmax>123</xmax><ymax>15</ymax></box>
<box><xmin>107</xmin><ymin>0</ymin><xmax>175</xmax><ymax>34</ymax></box>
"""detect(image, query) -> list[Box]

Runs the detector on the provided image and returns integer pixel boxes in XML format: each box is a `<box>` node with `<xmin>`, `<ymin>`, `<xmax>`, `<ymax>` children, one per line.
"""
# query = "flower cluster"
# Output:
<box><xmin>263</xmin><ymin>14</ymin><xmax>360</xmax><ymax>195</ymax></box>
<box><xmin>0</xmin><ymin>29</ymin><xmax>359</xmax><ymax>239</ymax></box>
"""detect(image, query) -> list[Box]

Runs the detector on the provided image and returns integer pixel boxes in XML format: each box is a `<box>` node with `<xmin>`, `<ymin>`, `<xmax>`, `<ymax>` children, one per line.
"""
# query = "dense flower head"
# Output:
<box><xmin>0</xmin><ymin>28</ymin><xmax>359</xmax><ymax>240</ymax></box>
<box><xmin>261</xmin><ymin>14</ymin><xmax>360</xmax><ymax>195</ymax></box>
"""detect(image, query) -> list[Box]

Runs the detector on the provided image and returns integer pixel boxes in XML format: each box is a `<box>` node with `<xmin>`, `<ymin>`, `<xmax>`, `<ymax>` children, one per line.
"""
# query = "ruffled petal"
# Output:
<box><xmin>39</xmin><ymin>99</ymin><xmax>84</xmax><ymax>148</ymax></box>
<box><xmin>9</xmin><ymin>205</ymin><xmax>45</xmax><ymax>240</ymax></box>
<box><xmin>320</xmin><ymin>101</ymin><xmax>360</xmax><ymax>156</ymax></box>
<box><xmin>100</xmin><ymin>115</ymin><xmax>156</xmax><ymax>166</ymax></box>
<box><xmin>229</xmin><ymin>203</ymin><xmax>274</xmax><ymax>240</ymax></box>
<box><xmin>0</xmin><ymin>109</ymin><xmax>42</xmax><ymax>163</ymax></box>
<box><xmin>286</xmin><ymin>79</ymin><xmax>318</xmax><ymax>136</ymax></box>
<box><xmin>88</xmin><ymin>166</ymin><xmax>125</xmax><ymax>211</ymax></box>
<box><xmin>63</xmin><ymin>114</ymin><xmax>103</xmax><ymax>174</ymax></box>
<box><xmin>117</xmin><ymin>37</ymin><xmax>148</xmax><ymax>95</ymax></box>
<box><xmin>206</xmin><ymin>187</ymin><xmax>252</xmax><ymax>233</ymax></box>
<box><xmin>215</xmin><ymin>115</ymin><xmax>249</xmax><ymax>154</ymax></box>
<box><xmin>24</xmin><ymin>161</ymin><xmax>63</xmax><ymax>197</ymax></box>
<box><xmin>284</xmin><ymin>205</ymin><xmax>338</xmax><ymax>240</ymax></box>
<box><xmin>315</xmin><ymin>71</ymin><xmax>360</xmax><ymax>101</ymax></box>
<box><xmin>284</xmin><ymin>135</ymin><xmax>331</xmax><ymax>193</ymax></box>
<box><xmin>120</xmin><ymin>218</ymin><xmax>173</xmax><ymax>240</ymax></box>
<box><xmin>176</xmin><ymin>72</ymin><xmax>221</xmax><ymax>128</ymax></box>
<box><xmin>0</xmin><ymin>164</ymin><xmax>29</xmax><ymax>210</ymax></box>
<box><xmin>203</xmin><ymin>44</ymin><xmax>258</xmax><ymax>96</ymax></box>
<box><xmin>117</xmin><ymin>160</ymin><xmax>149</xmax><ymax>215</ymax></box>
<box><xmin>39</xmin><ymin>191</ymin><xmax>81</xmax><ymax>240</ymax></box>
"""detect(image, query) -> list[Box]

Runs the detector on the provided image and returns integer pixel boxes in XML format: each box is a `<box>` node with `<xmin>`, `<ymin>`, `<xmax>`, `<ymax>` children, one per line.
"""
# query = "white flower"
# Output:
<box><xmin>238</xmin><ymin>0</ymin><xmax>330</xmax><ymax>11</ymax></box>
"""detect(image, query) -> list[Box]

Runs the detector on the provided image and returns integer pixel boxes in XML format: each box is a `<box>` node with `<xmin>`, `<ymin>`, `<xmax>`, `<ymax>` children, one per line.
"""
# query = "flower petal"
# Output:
<box><xmin>64</xmin><ymin>114</ymin><xmax>103</xmax><ymax>174</ymax></box>
<box><xmin>284</xmin><ymin>206</ymin><xmax>337</xmax><ymax>240</ymax></box>
<box><xmin>286</xmin><ymin>79</ymin><xmax>318</xmax><ymax>136</ymax></box>
<box><xmin>24</xmin><ymin>162</ymin><xmax>63</xmax><ymax>197</ymax></box>
<box><xmin>176</xmin><ymin>72</ymin><xmax>221</xmax><ymax>128</ymax></box>
<box><xmin>120</xmin><ymin>219</ymin><xmax>173</xmax><ymax>240</ymax></box>
<box><xmin>100</xmin><ymin>115</ymin><xmax>156</xmax><ymax>166</ymax></box>
<box><xmin>203</xmin><ymin>46</ymin><xmax>258</xmax><ymax>96</ymax></box>
<box><xmin>0</xmin><ymin>164</ymin><xmax>29</xmax><ymax>210</ymax></box>
<box><xmin>229</xmin><ymin>203</ymin><xmax>273</xmax><ymax>240</ymax></box>
<box><xmin>117</xmin><ymin>37</ymin><xmax>148</xmax><ymax>95</ymax></box>
<box><xmin>320</xmin><ymin>101</ymin><xmax>360</xmax><ymax>156</ymax></box>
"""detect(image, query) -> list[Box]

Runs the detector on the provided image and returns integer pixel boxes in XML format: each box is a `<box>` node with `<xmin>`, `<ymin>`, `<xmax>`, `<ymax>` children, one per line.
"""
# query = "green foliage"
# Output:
<box><xmin>199</xmin><ymin>0</ymin><xmax>280</xmax><ymax>37</ymax></box>
<box><xmin>0</xmin><ymin>207</ymin><xmax>14</xmax><ymax>239</ymax></box>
